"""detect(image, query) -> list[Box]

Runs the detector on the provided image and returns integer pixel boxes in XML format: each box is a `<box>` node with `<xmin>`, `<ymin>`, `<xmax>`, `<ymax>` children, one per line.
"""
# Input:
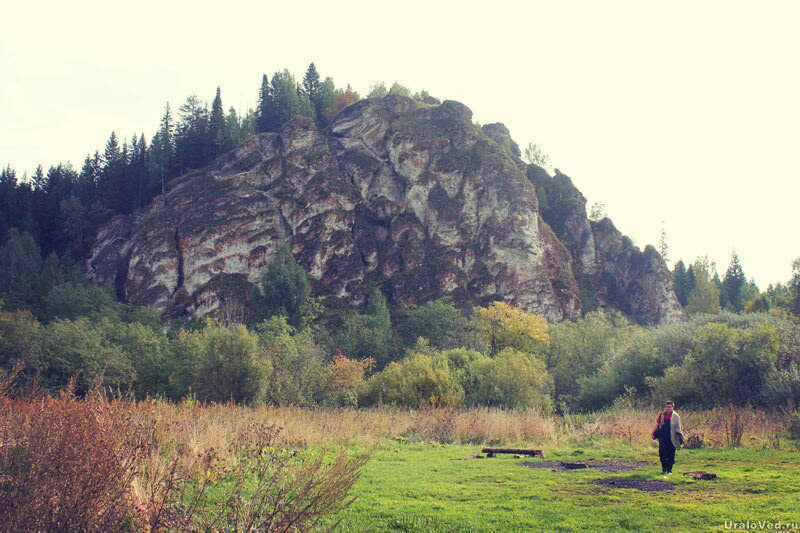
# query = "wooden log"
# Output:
<box><xmin>559</xmin><ymin>461</ymin><xmax>589</xmax><ymax>469</ymax></box>
<box><xmin>480</xmin><ymin>448</ymin><xmax>543</xmax><ymax>457</ymax></box>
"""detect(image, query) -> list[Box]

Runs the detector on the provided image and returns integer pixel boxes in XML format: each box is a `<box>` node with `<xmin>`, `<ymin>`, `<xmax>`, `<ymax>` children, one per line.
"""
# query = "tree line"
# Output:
<box><xmin>0</xmin><ymin>63</ymin><xmax>428</xmax><ymax>277</ymax></box>
<box><xmin>2</xmin><ymin>241</ymin><xmax>799</xmax><ymax>412</ymax></box>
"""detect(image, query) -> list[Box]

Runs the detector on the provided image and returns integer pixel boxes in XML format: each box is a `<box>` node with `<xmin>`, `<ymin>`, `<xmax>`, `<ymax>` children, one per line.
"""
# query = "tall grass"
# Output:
<box><xmin>0</xmin><ymin>364</ymin><xmax>793</xmax><ymax>532</ymax></box>
<box><xmin>0</xmin><ymin>370</ymin><xmax>370</xmax><ymax>533</ymax></box>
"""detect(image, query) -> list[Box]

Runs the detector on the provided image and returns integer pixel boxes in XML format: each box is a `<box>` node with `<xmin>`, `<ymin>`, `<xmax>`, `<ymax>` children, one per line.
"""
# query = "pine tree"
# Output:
<box><xmin>208</xmin><ymin>87</ymin><xmax>226</xmax><ymax>158</ymax></box>
<box><xmin>723</xmin><ymin>251</ymin><xmax>746</xmax><ymax>312</ymax></box>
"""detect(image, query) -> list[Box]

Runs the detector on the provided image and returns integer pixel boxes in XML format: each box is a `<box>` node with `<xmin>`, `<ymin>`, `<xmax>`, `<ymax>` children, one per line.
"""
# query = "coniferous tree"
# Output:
<box><xmin>148</xmin><ymin>102</ymin><xmax>175</xmax><ymax>196</ymax></box>
<box><xmin>300</xmin><ymin>62</ymin><xmax>321</xmax><ymax>102</ymax></box>
<box><xmin>174</xmin><ymin>95</ymin><xmax>209</xmax><ymax>174</ymax></box>
<box><xmin>208</xmin><ymin>87</ymin><xmax>226</xmax><ymax>158</ymax></box>
<box><xmin>672</xmin><ymin>260</ymin><xmax>690</xmax><ymax>307</ymax></box>
<box><xmin>723</xmin><ymin>251</ymin><xmax>746</xmax><ymax>312</ymax></box>
<box><xmin>256</xmin><ymin>74</ymin><xmax>279</xmax><ymax>133</ymax></box>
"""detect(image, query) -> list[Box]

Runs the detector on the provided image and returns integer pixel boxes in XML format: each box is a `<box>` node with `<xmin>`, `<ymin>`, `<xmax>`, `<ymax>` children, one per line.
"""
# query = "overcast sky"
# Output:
<box><xmin>2</xmin><ymin>1</ymin><xmax>798</xmax><ymax>287</ymax></box>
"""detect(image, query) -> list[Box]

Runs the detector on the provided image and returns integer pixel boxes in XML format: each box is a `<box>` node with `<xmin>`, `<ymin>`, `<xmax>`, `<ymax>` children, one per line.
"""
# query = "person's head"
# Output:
<box><xmin>664</xmin><ymin>400</ymin><xmax>674</xmax><ymax>414</ymax></box>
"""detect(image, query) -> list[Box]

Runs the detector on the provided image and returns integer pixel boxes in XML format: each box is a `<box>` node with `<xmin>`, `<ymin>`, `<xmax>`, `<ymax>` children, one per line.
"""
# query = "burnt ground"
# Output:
<box><xmin>519</xmin><ymin>459</ymin><xmax>677</xmax><ymax>491</ymax></box>
<box><xmin>519</xmin><ymin>460</ymin><xmax>651</xmax><ymax>473</ymax></box>
<box><xmin>593</xmin><ymin>478</ymin><xmax>674</xmax><ymax>491</ymax></box>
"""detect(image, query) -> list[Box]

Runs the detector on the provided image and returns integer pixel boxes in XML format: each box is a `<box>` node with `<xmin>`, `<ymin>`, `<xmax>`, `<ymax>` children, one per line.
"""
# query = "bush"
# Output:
<box><xmin>360</xmin><ymin>352</ymin><xmax>463</xmax><ymax>408</ymax></box>
<box><xmin>650</xmin><ymin>323</ymin><xmax>780</xmax><ymax>408</ymax></box>
<box><xmin>191</xmin><ymin>321</ymin><xmax>268</xmax><ymax>404</ymax></box>
<box><xmin>467</xmin><ymin>348</ymin><xmax>553</xmax><ymax>411</ymax></box>
<box><xmin>0</xmin><ymin>380</ymin><xmax>148</xmax><ymax>531</ymax></box>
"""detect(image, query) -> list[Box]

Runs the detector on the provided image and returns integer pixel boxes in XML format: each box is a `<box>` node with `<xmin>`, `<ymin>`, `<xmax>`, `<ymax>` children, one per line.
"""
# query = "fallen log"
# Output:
<box><xmin>481</xmin><ymin>448</ymin><xmax>544</xmax><ymax>458</ymax></box>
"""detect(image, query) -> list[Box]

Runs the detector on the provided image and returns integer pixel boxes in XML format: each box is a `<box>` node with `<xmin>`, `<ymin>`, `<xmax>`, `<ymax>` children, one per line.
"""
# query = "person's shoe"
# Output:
<box><xmin>661</xmin><ymin>469</ymin><xmax>666</xmax><ymax>475</ymax></box>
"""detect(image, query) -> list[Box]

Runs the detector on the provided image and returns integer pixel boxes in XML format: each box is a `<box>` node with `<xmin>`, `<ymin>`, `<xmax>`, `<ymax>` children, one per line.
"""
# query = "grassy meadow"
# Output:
<box><xmin>4</xmin><ymin>379</ymin><xmax>798</xmax><ymax>532</ymax></box>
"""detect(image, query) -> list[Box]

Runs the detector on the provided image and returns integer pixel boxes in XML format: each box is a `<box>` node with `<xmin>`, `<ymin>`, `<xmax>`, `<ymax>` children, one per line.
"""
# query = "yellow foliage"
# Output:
<box><xmin>473</xmin><ymin>301</ymin><xmax>549</xmax><ymax>356</ymax></box>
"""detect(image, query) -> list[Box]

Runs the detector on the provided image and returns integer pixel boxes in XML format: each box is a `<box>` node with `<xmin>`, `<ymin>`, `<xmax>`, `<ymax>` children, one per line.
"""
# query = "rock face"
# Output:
<box><xmin>87</xmin><ymin>94</ymin><xmax>682</xmax><ymax>325</ymax></box>
<box><xmin>528</xmin><ymin>166</ymin><xmax>684</xmax><ymax>325</ymax></box>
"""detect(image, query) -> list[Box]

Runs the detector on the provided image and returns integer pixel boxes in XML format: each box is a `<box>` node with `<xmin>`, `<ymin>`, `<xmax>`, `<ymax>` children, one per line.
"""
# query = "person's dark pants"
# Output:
<box><xmin>659</xmin><ymin>438</ymin><xmax>676</xmax><ymax>473</ymax></box>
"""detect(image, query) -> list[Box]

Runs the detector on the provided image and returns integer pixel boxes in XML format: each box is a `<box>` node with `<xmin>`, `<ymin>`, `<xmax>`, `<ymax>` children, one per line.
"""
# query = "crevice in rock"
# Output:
<box><xmin>114</xmin><ymin>246</ymin><xmax>132</xmax><ymax>303</ymax></box>
<box><xmin>171</xmin><ymin>222</ymin><xmax>184</xmax><ymax>299</ymax></box>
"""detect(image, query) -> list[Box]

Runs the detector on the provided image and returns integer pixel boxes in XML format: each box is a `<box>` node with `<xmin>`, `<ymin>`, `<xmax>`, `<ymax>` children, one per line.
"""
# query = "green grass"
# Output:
<box><xmin>325</xmin><ymin>441</ymin><xmax>800</xmax><ymax>532</ymax></box>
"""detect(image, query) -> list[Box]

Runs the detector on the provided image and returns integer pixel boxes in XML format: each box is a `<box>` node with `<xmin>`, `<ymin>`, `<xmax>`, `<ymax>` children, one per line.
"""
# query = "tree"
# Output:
<box><xmin>208</xmin><ymin>86</ymin><xmax>226</xmax><ymax>158</ymax></box>
<box><xmin>468</xmin><ymin>348</ymin><xmax>553</xmax><ymax>410</ymax></box>
<box><xmin>397</xmin><ymin>298</ymin><xmax>465</xmax><ymax>350</ymax></box>
<box><xmin>252</xmin><ymin>244</ymin><xmax>311</xmax><ymax>330</ymax></box>
<box><xmin>672</xmin><ymin>260</ymin><xmax>690</xmax><ymax>307</ymax></box>
<box><xmin>790</xmin><ymin>258</ymin><xmax>800</xmax><ymax>317</ymax></box>
<box><xmin>256</xmin><ymin>315</ymin><xmax>326</xmax><ymax>406</ymax></box>
<box><xmin>191</xmin><ymin>321</ymin><xmax>268</xmax><ymax>404</ymax></box>
<box><xmin>270</xmin><ymin>70</ymin><xmax>315</xmax><ymax>127</ymax></box>
<box><xmin>256</xmin><ymin>74</ymin><xmax>279</xmax><ymax>133</ymax></box>
<box><xmin>589</xmin><ymin>202</ymin><xmax>606</xmax><ymax>222</ymax></box>
<box><xmin>472</xmin><ymin>301</ymin><xmax>549</xmax><ymax>356</ymax></box>
<box><xmin>332</xmin><ymin>84</ymin><xmax>360</xmax><ymax>116</ymax></box>
<box><xmin>388</xmin><ymin>82</ymin><xmax>411</xmax><ymax>96</ymax></box>
<box><xmin>334</xmin><ymin>289</ymin><xmax>394</xmax><ymax>368</ymax></box>
<box><xmin>658</xmin><ymin>222</ymin><xmax>669</xmax><ymax>263</ymax></box>
<box><xmin>723</xmin><ymin>251</ymin><xmax>746</xmax><ymax>312</ymax></box>
<box><xmin>39</xmin><ymin>252</ymin><xmax>64</xmax><ymax>299</ymax></box>
<box><xmin>174</xmin><ymin>95</ymin><xmax>209</xmax><ymax>174</ymax></box>
<box><xmin>367</xmin><ymin>82</ymin><xmax>387</xmax><ymax>98</ymax></box>
<box><xmin>0</xmin><ymin>229</ymin><xmax>42</xmax><ymax>310</ymax></box>
<box><xmin>685</xmin><ymin>257</ymin><xmax>722</xmax><ymax>315</ymax></box>
<box><xmin>546</xmin><ymin>310</ymin><xmax>640</xmax><ymax>408</ymax></box>
<box><xmin>523</xmin><ymin>142</ymin><xmax>551</xmax><ymax>171</ymax></box>
<box><xmin>360</xmin><ymin>352</ymin><xmax>463</xmax><ymax>408</ymax></box>
<box><xmin>300</xmin><ymin>62</ymin><xmax>321</xmax><ymax>102</ymax></box>
<box><xmin>60</xmin><ymin>196</ymin><xmax>86</xmax><ymax>261</ymax></box>
<box><xmin>148</xmin><ymin>102</ymin><xmax>175</xmax><ymax>195</ymax></box>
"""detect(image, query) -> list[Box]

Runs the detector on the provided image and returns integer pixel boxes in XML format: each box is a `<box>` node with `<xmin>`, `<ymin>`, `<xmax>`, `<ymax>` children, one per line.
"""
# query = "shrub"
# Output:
<box><xmin>191</xmin><ymin>321</ymin><xmax>268</xmax><ymax>404</ymax></box>
<box><xmin>0</xmin><ymin>380</ymin><xmax>148</xmax><ymax>531</ymax></box>
<box><xmin>257</xmin><ymin>316</ymin><xmax>326</xmax><ymax>406</ymax></box>
<box><xmin>467</xmin><ymin>348</ymin><xmax>553</xmax><ymax>411</ymax></box>
<box><xmin>360</xmin><ymin>352</ymin><xmax>464</xmax><ymax>408</ymax></box>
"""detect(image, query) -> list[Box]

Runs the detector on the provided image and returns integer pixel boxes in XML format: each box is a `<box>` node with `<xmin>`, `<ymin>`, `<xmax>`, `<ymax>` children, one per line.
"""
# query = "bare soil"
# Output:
<box><xmin>519</xmin><ymin>459</ymin><xmax>651</xmax><ymax>473</ymax></box>
<box><xmin>593</xmin><ymin>478</ymin><xmax>675</xmax><ymax>491</ymax></box>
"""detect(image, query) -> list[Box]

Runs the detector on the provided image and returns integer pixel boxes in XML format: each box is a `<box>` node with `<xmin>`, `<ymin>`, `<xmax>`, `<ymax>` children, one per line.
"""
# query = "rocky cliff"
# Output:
<box><xmin>86</xmin><ymin>94</ymin><xmax>683</xmax><ymax>325</ymax></box>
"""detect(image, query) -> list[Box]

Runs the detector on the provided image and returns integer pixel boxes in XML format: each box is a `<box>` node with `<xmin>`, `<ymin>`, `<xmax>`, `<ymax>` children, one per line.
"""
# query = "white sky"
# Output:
<box><xmin>2</xmin><ymin>0</ymin><xmax>798</xmax><ymax>287</ymax></box>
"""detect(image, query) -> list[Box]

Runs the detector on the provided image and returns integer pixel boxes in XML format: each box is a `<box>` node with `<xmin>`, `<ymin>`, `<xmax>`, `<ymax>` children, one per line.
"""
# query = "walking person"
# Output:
<box><xmin>651</xmin><ymin>400</ymin><xmax>684</xmax><ymax>476</ymax></box>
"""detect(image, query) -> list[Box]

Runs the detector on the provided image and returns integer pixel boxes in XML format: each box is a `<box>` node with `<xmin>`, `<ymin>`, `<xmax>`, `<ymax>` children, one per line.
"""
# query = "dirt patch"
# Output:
<box><xmin>593</xmin><ymin>478</ymin><xmax>674</xmax><ymax>491</ymax></box>
<box><xmin>519</xmin><ymin>460</ymin><xmax>650</xmax><ymax>473</ymax></box>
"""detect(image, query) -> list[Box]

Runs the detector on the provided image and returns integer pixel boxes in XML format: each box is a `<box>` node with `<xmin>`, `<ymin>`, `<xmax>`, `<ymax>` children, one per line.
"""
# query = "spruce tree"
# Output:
<box><xmin>208</xmin><ymin>87</ymin><xmax>226</xmax><ymax>158</ymax></box>
<box><xmin>672</xmin><ymin>260</ymin><xmax>689</xmax><ymax>306</ymax></box>
<box><xmin>256</xmin><ymin>74</ymin><xmax>278</xmax><ymax>133</ymax></box>
<box><xmin>723</xmin><ymin>251</ymin><xmax>746</xmax><ymax>312</ymax></box>
<box><xmin>301</xmin><ymin>62</ymin><xmax>321</xmax><ymax>102</ymax></box>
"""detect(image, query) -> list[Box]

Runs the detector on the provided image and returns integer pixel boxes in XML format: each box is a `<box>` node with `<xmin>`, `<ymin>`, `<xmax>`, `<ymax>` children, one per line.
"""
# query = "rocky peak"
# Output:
<box><xmin>87</xmin><ymin>95</ymin><xmax>682</xmax><ymax>325</ymax></box>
